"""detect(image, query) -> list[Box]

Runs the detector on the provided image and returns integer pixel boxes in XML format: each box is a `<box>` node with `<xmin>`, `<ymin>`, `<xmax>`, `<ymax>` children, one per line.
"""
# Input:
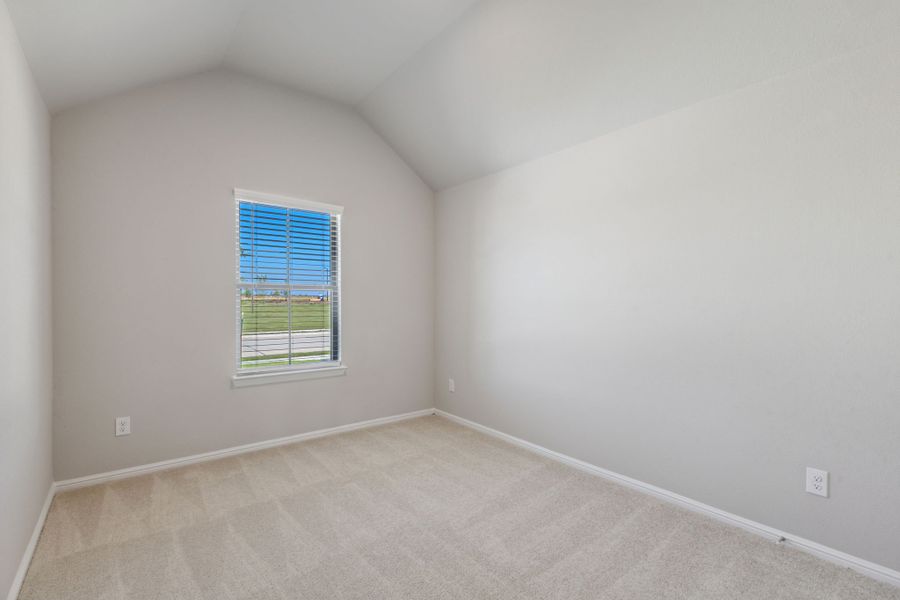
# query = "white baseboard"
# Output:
<box><xmin>435</xmin><ymin>409</ymin><xmax>900</xmax><ymax>588</ymax></box>
<box><xmin>6</xmin><ymin>483</ymin><xmax>55</xmax><ymax>600</ymax></box>
<box><xmin>21</xmin><ymin>407</ymin><xmax>898</xmax><ymax>595</ymax></box>
<box><xmin>9</xmin><ymin>409</ymin><xmax>435</xmax><ymax>599</ymax></box>
<box><xmin>55</xmin><ymin>408</ymin><xmax>436</xmax><ymax>492</ymax></box>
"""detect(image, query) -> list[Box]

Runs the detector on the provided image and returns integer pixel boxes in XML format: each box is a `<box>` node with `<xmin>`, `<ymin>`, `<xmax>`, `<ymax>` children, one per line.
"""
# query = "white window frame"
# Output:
<box><xmin>232</xmin><ymin>188</ymin><xmax>346</xmax><ymax>387</ymax></box>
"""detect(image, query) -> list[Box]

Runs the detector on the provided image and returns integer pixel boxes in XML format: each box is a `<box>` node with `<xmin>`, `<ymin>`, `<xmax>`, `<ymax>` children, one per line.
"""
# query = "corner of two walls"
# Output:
<box><xmin>432</xmin><ymin>38</ymin><xmax>900</xmax><ymax>571</ymax></box>
<box><xmin>10</xmin><ymin>9</ymin><xmax>900</xmax><ymax>589</ymax></box>
<box><xmin>0</xmin><ymin>54</ymin><xmax>438</xmax><ymax>593</ymax></box>
<box><xmin>49</xmin><ymin>69</ymin><xmax>436</xmax><ymax>482</ymax></box>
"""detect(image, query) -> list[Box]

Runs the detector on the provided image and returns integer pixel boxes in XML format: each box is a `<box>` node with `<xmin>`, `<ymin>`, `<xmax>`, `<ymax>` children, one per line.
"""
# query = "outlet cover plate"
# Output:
<box><xmin>115</xmin><ymin>416</ymin><xmax>131</xmax><ymax>436</ymax></box>
<box><xmin>806</xmin><ymin>467</ymin><xmax>828</xmax><ymax>497</ymax></box>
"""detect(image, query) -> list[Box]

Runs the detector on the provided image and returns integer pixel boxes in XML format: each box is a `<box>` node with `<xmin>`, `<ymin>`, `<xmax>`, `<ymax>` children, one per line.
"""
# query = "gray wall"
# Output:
<box><xmin>0</xmin><ymin>0</ymin><xmax>53</xmax><ymax>596</ymax></box>
<box><xmin>52</xmin><ymin>70</ymin><xmax>434</xmax><ymax>481</ymax></box>
<box><xmin>435</xmin><ymin>37</ymin><xmax>900</xmax><ymax>570</ymax></box>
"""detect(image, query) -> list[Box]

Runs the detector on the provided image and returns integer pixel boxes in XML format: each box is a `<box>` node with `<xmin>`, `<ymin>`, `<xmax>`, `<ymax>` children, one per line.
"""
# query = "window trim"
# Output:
<box><xmin>231</xmin><ymin>365</ymin><xmax>347</xmax><ymax>388</ymax></box>
<box><xmin>233</xmin><ymin>188</ymin><xmax>344</xmax><ymax>384</ymax></box>
<box><xmin>234</xmin><ymin>188</ymin><xmax>344</xmax><ymax>216</ymax></box>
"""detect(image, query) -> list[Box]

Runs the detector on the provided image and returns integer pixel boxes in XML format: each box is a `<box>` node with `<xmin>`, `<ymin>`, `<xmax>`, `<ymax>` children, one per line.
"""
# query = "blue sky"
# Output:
<box><xmin>238</xmin><ymin>201</ymin><xmax>334</xmax><ymax>292</ymax></box>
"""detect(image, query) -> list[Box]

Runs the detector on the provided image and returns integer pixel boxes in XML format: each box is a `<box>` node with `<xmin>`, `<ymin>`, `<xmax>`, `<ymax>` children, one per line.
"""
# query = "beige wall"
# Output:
<box><xmin>435</xmin><ymin>38</ymin><xmax>900</xmax><ymax>570</ymax></box>
<box><xmin>0</xmin><ymin>0</ymin><xmax>53</xmax><ymax>596</ymax></box>
<box><xmin>52</xmin><ymin>70</ymin><xmax>434</xmax><ymax>480</ymax></box>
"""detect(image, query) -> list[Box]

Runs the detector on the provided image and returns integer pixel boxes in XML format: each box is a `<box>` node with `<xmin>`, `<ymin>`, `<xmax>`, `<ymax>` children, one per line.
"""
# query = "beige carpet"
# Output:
<box><xmin>20</xmin><ymin>416</ymin><xmax>900</xmax><ymax>599</ymax></box>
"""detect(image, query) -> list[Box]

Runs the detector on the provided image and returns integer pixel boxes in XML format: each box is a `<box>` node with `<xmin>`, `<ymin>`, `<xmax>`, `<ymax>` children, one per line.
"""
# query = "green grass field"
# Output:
<box><xmin>240</xmin><ymin>299</ymin><xmax>332</xmax><ymax>333</ymax></box>
<box><xmin>241</xmin><ymin>350</ymin><xmax>329</xmax><ymax>368</ymax></box>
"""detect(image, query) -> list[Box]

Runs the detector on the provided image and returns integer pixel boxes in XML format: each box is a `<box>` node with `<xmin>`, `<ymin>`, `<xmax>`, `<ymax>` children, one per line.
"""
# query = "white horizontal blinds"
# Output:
<box><xmin>237</xmin><ymin>198</ymin><xmax>340</xmax><ymax>371</ymax></box>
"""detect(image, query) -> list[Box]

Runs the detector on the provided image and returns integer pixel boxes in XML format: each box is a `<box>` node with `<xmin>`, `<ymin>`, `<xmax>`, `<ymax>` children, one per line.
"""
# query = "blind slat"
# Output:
<box><xmin>237</xmin><ymin>198</ymin><xmax>341</xmax><ymax>371</ymax></box>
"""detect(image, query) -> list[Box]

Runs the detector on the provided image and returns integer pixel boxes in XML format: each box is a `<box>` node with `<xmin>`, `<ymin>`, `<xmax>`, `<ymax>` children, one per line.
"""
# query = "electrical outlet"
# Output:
<box><xmin>115</xmin><ymin>416</ymin><xmax>131</xmax><ymax>437</ymax></box>
<box><xmin>806</xmin><ymin>467</ymin><xmax>828</xmax><ymax>497</ymax></box>
<box><xmin>448</xmin><ymin>378</ymin><xmax>455</xmax><ymax>393</ymax></box>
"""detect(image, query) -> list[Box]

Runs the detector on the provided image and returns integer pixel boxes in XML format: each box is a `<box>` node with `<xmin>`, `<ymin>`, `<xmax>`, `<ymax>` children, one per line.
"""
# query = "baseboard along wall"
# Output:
<box><xmin>55</xmin><ymin>408</ymin><xmax>435</xmax><ymax>491</ymax></box>
<box><xmin>6</xmin><ymin>408</ymin><xmax>433</xmax><ymax>600</ymax></box>
<box><xmin>7</xmin><ymin>406</ymin><xmax>898</xmax><ymax>600</ymax></box>
<box><xmin>6</xmin><ymin>485</ymin><xmax>54</xmax><ymax>600</ymax></box>
<box><xmin>435</xmin><ymin>409</ymin><xmax>900</xmax><ymax>589</ymax></box>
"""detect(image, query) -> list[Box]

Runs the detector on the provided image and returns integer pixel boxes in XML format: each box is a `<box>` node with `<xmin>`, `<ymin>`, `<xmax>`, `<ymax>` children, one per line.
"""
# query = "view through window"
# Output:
<box><xmin>236</xmin><ymin>192</ymin><xmax>341</xmax><ymax>372</ymax></box>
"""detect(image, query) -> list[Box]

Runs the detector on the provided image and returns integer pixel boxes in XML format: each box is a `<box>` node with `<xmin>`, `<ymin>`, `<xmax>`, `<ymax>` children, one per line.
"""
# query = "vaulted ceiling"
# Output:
<box><xmin>5</xmin><ymin>0</ymin><xmax>479</xmax><ymax>109</ymax></box>
<box><xmin>7</xmin><ymin>0</ymin><xmax>900</xmax><ymax>189</ymax></box>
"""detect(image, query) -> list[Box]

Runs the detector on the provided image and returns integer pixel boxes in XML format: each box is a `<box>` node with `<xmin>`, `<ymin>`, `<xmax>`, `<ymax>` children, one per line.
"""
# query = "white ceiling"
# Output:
<box><xmin>225</xmin><ymin>0</ymin><xmax>481</xmax><ymax>105</ymax></box>
<box><xmin>8</xmin><ymin>0</ymin><xmax>900</xmax><ymax>190</ymax></box>
<box><xmin>361</xmin><ymin>0</ymin><xmax>900</xmax><ymax>189</ymax></box>
<box><xmin>5</xmin><ymin>0</ymin><xmax>479</xmax><ymax>111</ymax></box>
<box><xmin>6</xmin><ymin>0</ymin><xmax>247</xmax><ymax>112</ymax></box>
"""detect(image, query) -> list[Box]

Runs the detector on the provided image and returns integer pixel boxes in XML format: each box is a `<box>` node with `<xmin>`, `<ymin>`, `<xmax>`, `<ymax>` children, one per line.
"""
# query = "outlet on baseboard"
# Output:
<box><xmin>448</xmin><ymin>378</ymin><xmax>455</xmax><ymax>393</ymax></box>
<box><xmin>806</xmin><ymin>467</ymin><xmax>828</xmax><ymax>497</ymax></box>
<box><xmin>115</xmin><ymin>416</ymin><xmax>131</xmax><ymax>436</ymax></box>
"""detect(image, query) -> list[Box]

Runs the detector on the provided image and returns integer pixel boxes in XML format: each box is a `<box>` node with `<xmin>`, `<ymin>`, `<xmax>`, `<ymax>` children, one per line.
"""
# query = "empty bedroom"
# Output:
<box><xmin>1</xmin><ymin>0</ymin><xmax>899</xmax><ymax>598</ymax></box>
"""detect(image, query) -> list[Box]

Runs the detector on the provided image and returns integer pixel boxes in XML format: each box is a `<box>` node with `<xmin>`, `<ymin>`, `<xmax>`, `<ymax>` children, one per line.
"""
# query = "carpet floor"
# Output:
<box><xmin>19</xmin><ymin>416</ymin><xmax>900</xmax><ymax>599</ymax></box>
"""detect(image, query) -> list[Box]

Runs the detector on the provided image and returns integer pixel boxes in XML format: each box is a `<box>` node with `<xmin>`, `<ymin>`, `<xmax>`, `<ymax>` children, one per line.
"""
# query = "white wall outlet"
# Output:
<box><xmin>806</xmin><ymin>467</ymin><xmax>828</xmax><ymax>497</ymax></box>
<box><xmin>115</xmin><ymin>416</ymin><xmax>131</xmax><ymax>437</ymax></box>
<box><xmin>448</xmin><ymin>378</ymin><xmax>455</xmax><ymax>393</ymax></box>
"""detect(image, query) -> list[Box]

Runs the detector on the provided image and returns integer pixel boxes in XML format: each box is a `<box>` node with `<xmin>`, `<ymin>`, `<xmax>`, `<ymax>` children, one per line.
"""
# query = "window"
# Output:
<box><xmin>234</xmin><ymin>189</ymin><xmax>343</xmax><ymax>381</ymax></box>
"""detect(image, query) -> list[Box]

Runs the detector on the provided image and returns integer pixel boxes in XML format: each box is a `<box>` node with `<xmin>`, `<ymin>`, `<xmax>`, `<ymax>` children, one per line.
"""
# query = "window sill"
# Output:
<box><xmin>232</xmin><ymin>365</ymin><xmax>347</xmax><ymax>388</ymax></box>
